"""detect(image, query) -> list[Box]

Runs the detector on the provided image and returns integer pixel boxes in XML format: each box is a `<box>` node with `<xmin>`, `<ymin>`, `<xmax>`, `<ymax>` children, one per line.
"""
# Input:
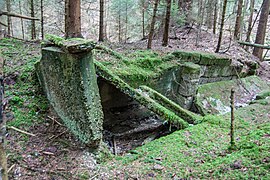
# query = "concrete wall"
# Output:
<box><xmin>36</xmin><ymin>43</ymin><xmax>103</xmax><ymax>148</ymax></box>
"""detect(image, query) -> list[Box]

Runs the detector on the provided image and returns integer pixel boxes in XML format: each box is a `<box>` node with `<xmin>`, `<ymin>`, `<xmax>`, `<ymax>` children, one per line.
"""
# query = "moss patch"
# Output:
<box><xmin>95</xmin><ymin>61</ymin><xmax>192</xmax><ymax>128</ymax></box>
<box><xmin>103</xmin><ymin>102</ymin><xmax>270</xmax><ymax>179</ymax></box>
<box><xmin>195</xmin><ymin>76</ymin><xmax>270</xmax><ymax>115</ymax></box>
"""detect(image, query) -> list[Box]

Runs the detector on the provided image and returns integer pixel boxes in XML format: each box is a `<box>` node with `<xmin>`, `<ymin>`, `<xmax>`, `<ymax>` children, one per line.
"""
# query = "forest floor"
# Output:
<box><xmin>1</xmin><ymin>27</ymin><xmax>270</xmax><ymax>179</ymax></box>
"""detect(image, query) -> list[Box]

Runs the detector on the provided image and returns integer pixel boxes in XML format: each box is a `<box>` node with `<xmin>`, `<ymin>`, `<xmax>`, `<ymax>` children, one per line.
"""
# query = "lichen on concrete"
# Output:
<box><xmin>36</xmin><ymin>42</ymin><xmax>103</xmax><ymax>147</ymax></box>
<box><xmin>95</xmin><ymin>61</ymin><xmax>191</xmax><ymax>128</ymax></box>
<box><xmin>195</xmin><ymin>76</ymin><xmax>270</xmax><ymax>115</ymax></box>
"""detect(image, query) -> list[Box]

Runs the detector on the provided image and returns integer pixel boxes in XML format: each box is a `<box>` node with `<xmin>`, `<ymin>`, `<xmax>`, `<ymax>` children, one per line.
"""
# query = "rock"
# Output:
<box><xmin>153</xmin><ymin>164</ymin><xmax>164</xmax><ymax>171</ymax></box>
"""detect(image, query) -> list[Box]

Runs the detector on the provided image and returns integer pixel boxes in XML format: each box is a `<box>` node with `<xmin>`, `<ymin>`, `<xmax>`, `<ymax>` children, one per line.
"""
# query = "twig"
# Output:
<box><xmin>113</xmin><ymin>136</ymin><xmax>117</xmax><ymax>156</ymax></box>
<box><xmin>7</xmin><ymin>126</ymin><xmax>36</xmax><ymax>137</ymax></box>
<box><xmin>49</xmin><ymin>130</ymin><xmax>68</xmax><ymax>142</ymax></box>
<box><xmin>47</xmin><ymin>116</ymin><xmax>63</xmax><ymax>126</ymax></box>
<box><xmin>7</xmin><ymin>164</ymin><xmax>15</xmax><ymax>173</ymax></box>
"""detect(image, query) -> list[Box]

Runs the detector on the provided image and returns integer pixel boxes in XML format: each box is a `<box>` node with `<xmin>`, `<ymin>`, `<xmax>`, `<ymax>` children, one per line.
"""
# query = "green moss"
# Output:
<box><xmin>255</xmin><ymin>90</ymin><xmax>270</xmax><ymax>100</ymax></box>
<box><xmin>195</xmin><ymin>76</ymin><xmax>270</xmax><ymax>115</ymax></box>
<box><xmin>105</xmin><ymin>109</ymin><xmax>270</xmax><ymax>179</ymax></box>
<box><xmin>0</xmin><ymin>38</ymin><xmax>49</xmax><ymax>130</ymax></box>
<box><xmin>95</xmin><ymin>45</ymin><xmax>124</xmax><ymax>60</ymax></box>
<box><xmin>139</xmin><ymin>85</ymin><xmax>202</xmax><ymax>124</ymax></box>
<box><xmin>95</xmin><ymin>61</ymin><xmax>190</xmax><ymax>128</ymax></box>
<box><xmin>45</xmin><ymin>34</ymin><xmax>64</xmax><ymax>46</ymax></box>
<box><xmin>45</xmin><ymin>34</ymin><xmax>96</xmax><ymax>53</ymax></box>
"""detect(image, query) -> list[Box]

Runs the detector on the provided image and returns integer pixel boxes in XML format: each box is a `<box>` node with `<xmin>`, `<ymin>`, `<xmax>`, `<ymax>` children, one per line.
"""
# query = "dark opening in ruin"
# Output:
<box><xmin>98</xmin><ymin>77</ymin><xmax>176</xmax><ymax>154</ymax></box>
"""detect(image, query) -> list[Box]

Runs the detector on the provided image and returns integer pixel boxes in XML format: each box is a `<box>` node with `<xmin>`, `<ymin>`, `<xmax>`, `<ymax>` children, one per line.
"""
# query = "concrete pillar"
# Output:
<box><xmin>36</xmin><ymin>40</ymin><xmax>103</xmax><ymax>148</ymax></box>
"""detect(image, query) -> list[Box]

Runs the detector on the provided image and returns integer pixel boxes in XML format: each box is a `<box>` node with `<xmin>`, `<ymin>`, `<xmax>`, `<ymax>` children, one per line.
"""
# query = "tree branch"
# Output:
<box><xmin>238</xmin><ymin>41</ymin><xmax>270</xmax><ymax>50</ymax></box>
<box><xmin>0</xmin><ymin>21</ymin><xmax>7</xmax><ymax>27</ymax></box>
<box><xmin>0</xmin><ymin>10</ymin><xmax>39</xmax><ymax>21</ymax></box>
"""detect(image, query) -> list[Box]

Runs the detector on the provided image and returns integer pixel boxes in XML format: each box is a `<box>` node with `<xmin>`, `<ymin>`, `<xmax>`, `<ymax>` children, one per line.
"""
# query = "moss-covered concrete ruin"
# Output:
<box><xmin>36</xmin><ymin>37</ymin><xmax>103</xmax><ymax>147</ymax></box>
<box><xmin>36</xmin><ymin>35</ymin><xmax>260</xmax><ymax>147</ymax></box>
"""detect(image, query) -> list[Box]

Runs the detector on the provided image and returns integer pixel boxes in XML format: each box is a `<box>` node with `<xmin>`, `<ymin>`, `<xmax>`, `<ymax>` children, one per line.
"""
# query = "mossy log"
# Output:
<box><xmin>95</xmin><ymin>60</ymin><xmax>190</xmax><ymax>129</ymax></box>
<box><xmin>139</xmin><ymin>85</ymin><xmax>202</xmax><ymax>124</ymax></box>
<box><xmin>238</xmin><ymin>41</ymin><xmax>270</xmax><ymax>50</ymax></box>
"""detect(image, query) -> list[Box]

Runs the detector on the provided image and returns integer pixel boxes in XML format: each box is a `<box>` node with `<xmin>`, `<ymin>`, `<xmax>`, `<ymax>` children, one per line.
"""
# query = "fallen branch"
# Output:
<box><xmin>7</xmin><ymin>164</ymin><xmax>15</xmax><ymax>173</ymax></box>
<box><xmin>47</xmin><ymin>116</ymin><xmax>63</xmax><ymax>126</ymax></box>
<box><xmin>238</xmin><ymin>41</ymin><xmax>270</xmax><ymax>50</ymax></box>
<box><xmin>7</xmin><ymin>126</ymin><xmax>36</xmax><ymax>137</ymax></box>
<box><xmin>0</xmin><ymin>10</ymin><xmax>39</xmax><ymax>21</ymax></box>
<box><xmin>0</xmin><ymin>21</ymin><xmax>7</xmax><ymax>27</ymax></box>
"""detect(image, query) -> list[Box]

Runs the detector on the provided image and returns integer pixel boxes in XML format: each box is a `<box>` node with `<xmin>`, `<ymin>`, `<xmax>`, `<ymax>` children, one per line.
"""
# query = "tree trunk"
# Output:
<box><xmin>104</xmin><ymin>0</ymin><xmax>107</xmax><ymax>40</ymax></box>
<box><xmin>206</xmin><ymin>0</ymin><xmax>214</xmax><ymax>29</ymax></box>
<box><xmin>41</xmin><ymin>0</ymin><xmax>44</xmax><ymax>40</ymax></box>
<box><xmin>30</xmin><ymin>0</ymin><xmax>36</xmax><ymax>39</ymax></box>
<box><xmin>65</xmin><ymin>0</ymin><xmax>83</xmax><ymax>38</ymax></box>
<box><xmin>141</xmin><ymin>0</ymin><xmax>146</xmax><ymax>38</ymax></box>
<box><xmin>125</xmin><ymin>1</ymin><xmax>128</xmax><ymax>43</ymax></box>
<box><xmin>6</xmin><ymin>0</ymin><xmax>11</xmax><ymax>36</ymax></box>
<box><xmin>147</xmin><ymin>0</ymin><xmax>159</xmax><ymax>49</ymax></box>
<box><xmin>19</xmin><ymin>0</ymin><xmax>25</xmax><ymax>39</ymax></box>
<box><xmin>215</xmin><ymin>0</ymin><xmax>228</xmax><ymax>53</ymax></box>
<box><xmin>99</xmin><ymin>0</ymin><xmax>104</xmax><ymax>41</ymax></box>
<box><xmin>245</xmin><ymin>0</ymin><xmax>254</xmax><ymax>48</ymax></box>
<box><xmin>234</xmin><ymin>0</ymin><xmax>243</xmax><ymax>40</ymax></box>
<box><xmin>253</xmin><ymin>0</ymin><xmax>270</xmax><ymax>60</ymax></box>
<box><xmin>213</xmin><ymin>0</ymin><xmax>218</xmax><ymax>34</ymax></box>
<box><xmin>0</xmin><ymin>51</ymin><xmax>8</xmax><ymax>180</ymax></box>
<box><xmin>162</xmin><ymin>0</ymin><xmax>172</xmax><ymax>46</ymax></box>
<box><xmin>118</xmin><ymin>12</ymin><xmax>121</xmax><ymax>43</ymax></box>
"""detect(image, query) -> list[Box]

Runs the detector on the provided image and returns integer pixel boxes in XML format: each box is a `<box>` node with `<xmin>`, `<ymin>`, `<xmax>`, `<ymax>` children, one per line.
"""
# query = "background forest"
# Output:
<box><xmin>0</xmin><ymin>0</ymin><xmax>269</xmax><ymax>59</ymax></box>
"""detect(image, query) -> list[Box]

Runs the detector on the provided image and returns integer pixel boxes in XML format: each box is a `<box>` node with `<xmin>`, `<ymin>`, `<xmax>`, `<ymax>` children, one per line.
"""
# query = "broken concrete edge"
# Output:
<box><xmin>171</xmin><ymin>50</ymin><xmax>232</xmax><ymax>66</ymax></box>
<box><xmin>95</xmin><ymin>60</ymin><xmax>191</xmax><ymax>128</ymax></box>
<box><xmin>139</xmin><ymin>85</ymin><xmax>202</xmax><ymax>124</ymax></box>
<box><xmin>44</xmin><ymin>34</ymin><xmax>96</xmax><ymax>53</ymax></box>
<box><xmin>36</xmin><ymin>46</ymin><xmax>103</xmax><ymax>148</ymax></box>
<box><xmin>194</xmin><ymin>75</ymin><xmax>270</xmax><ymax>115</ymax></box>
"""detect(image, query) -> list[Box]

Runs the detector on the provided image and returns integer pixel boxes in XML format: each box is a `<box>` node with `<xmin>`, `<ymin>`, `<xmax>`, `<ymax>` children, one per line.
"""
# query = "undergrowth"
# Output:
<box><xmin>0</xmin><ymin>38</ymin><xmax>48</xmax><ymax>129</ymax></box>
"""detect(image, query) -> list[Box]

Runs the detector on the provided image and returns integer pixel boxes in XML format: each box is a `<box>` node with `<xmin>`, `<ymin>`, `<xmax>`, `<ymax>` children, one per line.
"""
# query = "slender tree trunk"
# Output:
<box><xmin>196</xmin><ymin>0</ymin><xmax>205</xmax><ymax>46</ymax></box>
<box><xmin>213</xmin><ymin>0</ymin><xmax>218</xmax><ymax>34</ymax></box>
<box><xmin>19</xmin><ymin>0</ymin><xmax>25</xmax><ymax>39</ymax></box>
<box><xmin>118</xmin><ymin>12</ymin><xmax>121</xmax><ymax>43</ymax></box>
<box><xmin>125</xmin><ymin>1</ymin><xmax>128</xmax><ymax>43</ymax></box>
<box><xmin>234</xmin><ymin>0</ymin><xmax>243</xmax><ymax>40</ymax></box>
<box><xmin>6</xmin><ymin>0</ymin><xmax>11</xmax><ymax>36</ymax></box>
<box><xmin>41</xmin><ymin>0</ymin><xmax>44</xmax><ymax>40</ymax></box>
<box><xmin>99</xmin><ymin>0</ymin><xmax>104</xmax><ymax>41</ymax></box>
<box><xmin>162</xmin><ymin>0</ymin><xmax>172</xmax><ymax>46</ymax></box>
<box><xmin>104</xmin><ymin>0</ymin><xmax>107</xmax><ymax>40</ymax></box>
<box><xmin>206</xmin><ymin>0</ymin><xmax>214</xmax><ymax>29</ymax></box>
<box><xmin>142</xmin><ymin>6</ymin><xmax>145</xmax><ymax>38</ymax></box>
<box><xmin>215</xmin><ymin>0</ymin><xmax>228</xmax><ymax>53</ymax></box>
<box><xmin>245</xmin><ymin>0</ymin><xmax>254</xmax><ymax>46</ymax></box>
<box><xmin>65</xmin><ymin>0</ymin><xmax>83</xmax><ymax>38</ymax></box>
<box><xmin>30</xmin><ymin>0</ymin><xmax>36</xmax><ymax>39</ymax></box>
<box><xmin>147</xmin><ymin>0</ymin><xmax>159</xmax><ymax>49</ymax></box>
<box><xmin>253</xmin><ymin>0</ymin><xmax>270</xmax><ymax>60</ymax></box>
<box><xmin>141</xmin><ymin>0</ymin><xmax>147</xmax><ymax>38</ymax></box>
<box><xmin>0</xmin><ymin>51</ymin><xmax>8</xmax><ymax>180</ymax></box>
